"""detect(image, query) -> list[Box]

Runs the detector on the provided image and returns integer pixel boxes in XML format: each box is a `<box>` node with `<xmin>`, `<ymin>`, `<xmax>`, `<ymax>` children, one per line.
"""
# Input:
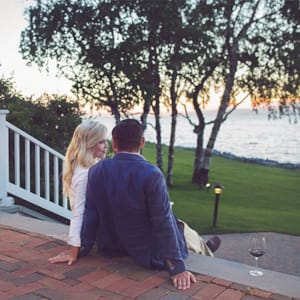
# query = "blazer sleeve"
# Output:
<box><xmin>145</xmin><ymin>168</ymin><xmax>187</xmax><ymax>275</ymax></box>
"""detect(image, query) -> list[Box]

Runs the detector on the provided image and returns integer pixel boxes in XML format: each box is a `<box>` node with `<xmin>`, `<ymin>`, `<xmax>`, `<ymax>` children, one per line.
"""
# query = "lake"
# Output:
<box><xmin>96</xmin><ymin>108</ymin><xmax>300</xmax><ymax>165</ymax></box>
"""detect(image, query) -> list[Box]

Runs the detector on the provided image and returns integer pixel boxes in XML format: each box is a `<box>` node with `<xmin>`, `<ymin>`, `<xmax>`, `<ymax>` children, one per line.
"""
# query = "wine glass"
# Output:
<box><xmin>248</xmin><ymin>235</ymin><xmax>266</xmax><ymax>277</ymax></box>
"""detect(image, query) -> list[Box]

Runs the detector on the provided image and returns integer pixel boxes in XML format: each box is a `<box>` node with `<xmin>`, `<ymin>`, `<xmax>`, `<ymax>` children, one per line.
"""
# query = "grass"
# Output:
<box><xmin>142</xmin><ymin>143</ymin><xmax>300</xmax><ymax>236</ymax></box>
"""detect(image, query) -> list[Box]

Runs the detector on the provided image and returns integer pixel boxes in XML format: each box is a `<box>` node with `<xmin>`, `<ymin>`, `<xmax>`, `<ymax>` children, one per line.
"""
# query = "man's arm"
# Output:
<box><xmin>146</xmin><ymin>169</ymin><xmax>196</xmax><ymax>289</ymax></box>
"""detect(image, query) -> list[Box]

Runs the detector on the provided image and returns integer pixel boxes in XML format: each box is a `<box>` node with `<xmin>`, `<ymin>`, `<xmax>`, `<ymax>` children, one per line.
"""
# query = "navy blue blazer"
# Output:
<box><xmin>80</xmin><ymin>152</ymin><xmax>188</xmax><ymax>275</ymax></box>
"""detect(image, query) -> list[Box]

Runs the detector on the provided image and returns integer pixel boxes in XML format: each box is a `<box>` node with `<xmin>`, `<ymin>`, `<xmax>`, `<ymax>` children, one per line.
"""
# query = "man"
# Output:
<box><xmin>80</xmin><ymin>119</ymin><xmax>203</xmax><ymax>289</ymax></box>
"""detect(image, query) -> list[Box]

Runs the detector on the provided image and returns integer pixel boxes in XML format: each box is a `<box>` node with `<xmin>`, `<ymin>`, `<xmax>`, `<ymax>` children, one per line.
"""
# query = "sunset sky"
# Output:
<box><xmin>0</xmin><ymin>0</ymin><xmax>252</xmax><ymax>110</ymax></box>
<box><xmin>0</xmin><ymin>0</ymin><xmax>72</xmax><ymax>96</ymax></box>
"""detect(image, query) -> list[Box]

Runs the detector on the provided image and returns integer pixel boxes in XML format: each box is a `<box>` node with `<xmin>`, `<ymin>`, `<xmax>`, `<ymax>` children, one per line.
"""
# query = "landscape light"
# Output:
<box><xmin>212</xmin><ymin>184</ymin><xmax>224</xmax><ymax>227</ymax></box>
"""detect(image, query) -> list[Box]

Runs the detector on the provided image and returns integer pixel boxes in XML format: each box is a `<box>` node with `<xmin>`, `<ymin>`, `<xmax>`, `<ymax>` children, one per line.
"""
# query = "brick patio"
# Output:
<box><xmin>0</xmin><ymin>224</ymin><xmax>297</xmax><ymax>300</ymax></box>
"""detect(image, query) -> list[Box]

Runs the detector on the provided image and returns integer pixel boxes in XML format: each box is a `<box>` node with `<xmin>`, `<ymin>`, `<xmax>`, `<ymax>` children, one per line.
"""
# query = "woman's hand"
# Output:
<box><xmin>48</xmin><ymin>246</ymin><xmax>79</xmax><ymax>265</ymax></box>
<box><xmin>68</xmin><ymin>246</ymin><xmax>80</xmax><ymax>265</ymax></box>
<box><xmin>48</xmin><ymin>250</ymin><xmax>71</xmax><ymax>264</ymax></box>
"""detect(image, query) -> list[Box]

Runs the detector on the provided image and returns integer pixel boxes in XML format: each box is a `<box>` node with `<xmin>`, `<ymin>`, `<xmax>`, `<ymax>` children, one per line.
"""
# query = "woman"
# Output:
<box><xmin>49</xmin><ymin>119</ymin><xmax>108</xmax><ymax>265</ymax></box>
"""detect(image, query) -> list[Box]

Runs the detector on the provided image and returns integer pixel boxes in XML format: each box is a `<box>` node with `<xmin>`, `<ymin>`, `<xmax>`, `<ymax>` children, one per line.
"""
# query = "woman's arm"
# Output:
<box><xmin>49</xmin><ymin>168</ymin><xmax>88</xmax><ymax>264</ymax></box>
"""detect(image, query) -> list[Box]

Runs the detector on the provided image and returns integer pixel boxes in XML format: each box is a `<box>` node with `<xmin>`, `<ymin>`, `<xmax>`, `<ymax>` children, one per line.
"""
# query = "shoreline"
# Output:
<box><xmin>169</xmin><ymin>143</ymin><xmax>300</xmax><ymax>170</ymax></box>
<box><xmin>212</xmin><ymin>150</ymin><xmax>300</xmax><ymax>170</ymax></box>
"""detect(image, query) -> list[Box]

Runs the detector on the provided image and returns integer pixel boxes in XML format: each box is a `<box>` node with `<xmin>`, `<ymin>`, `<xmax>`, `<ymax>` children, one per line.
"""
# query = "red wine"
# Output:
<box><xmin>249</xmin><ymin>249</ymin><xmax>265</xmax><ymax>257</ymax></box>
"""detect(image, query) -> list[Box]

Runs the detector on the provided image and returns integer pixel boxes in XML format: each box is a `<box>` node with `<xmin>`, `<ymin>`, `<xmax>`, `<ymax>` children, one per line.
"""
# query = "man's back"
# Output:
<box><xmin>81</xmin><ymin>119</ymin><xmax>196</xmax><ymax>290</ymax></box>
<box><xmin>81</xmin><ymin>152</ymin><xmax>188</xmax><ymax>270</ymax></box>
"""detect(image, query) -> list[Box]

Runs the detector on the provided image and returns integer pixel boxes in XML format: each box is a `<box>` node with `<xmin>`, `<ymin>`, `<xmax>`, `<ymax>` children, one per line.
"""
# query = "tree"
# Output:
<box><xmin>20</xmin><ymin>0</ymin><xmax>299</xmax><ymax>187</ymax></box>
<box><xmin>20</xmin><ymin>0</ymin><xmax>191</xmax><ymax>173</ymax></box>
<box><xmin>0</xmin><ymin>73</ymin><xmax>82</xmax><ymax>153</ymax></box>
<box><xmin>180</xmin><ymin>0</ymin><xmax>300</xmax><ymax>186</ymax></box>
<box><xmin>162</xmin><ymin>2</ymin><xmax>203</xmax><ymax>181</ymax></box>
<box><xmin>20</xmin><ymin>1</ymin><xmax>140</xmax><ymax>124</ymax></box>
<box><xmin>176</xmin><ymin>0</ymin><xmax>224</xmax><ymax>185</ymax></box>
<box><xmin>241</xmin><ymin>0</ymin><xmax>300</xmax><ymax>122</ymax></box>
<box><xmin>118</xmin><ymin>0</ymin><xmax>192</xmax><ymax>179</ymax></box>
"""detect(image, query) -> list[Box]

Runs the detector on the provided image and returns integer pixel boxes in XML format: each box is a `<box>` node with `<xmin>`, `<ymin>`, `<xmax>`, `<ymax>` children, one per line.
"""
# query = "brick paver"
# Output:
<box><xmin>0</xmin><ymin>224</ymin><xmax>297</xmax><ymax>300</ymax></box>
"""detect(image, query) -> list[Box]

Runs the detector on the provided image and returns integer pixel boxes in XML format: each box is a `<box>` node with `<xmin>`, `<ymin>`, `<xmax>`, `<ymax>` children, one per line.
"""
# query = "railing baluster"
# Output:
<box><xmin>54</xmin><ymin>156</ymin><xmax>59</xmax><ymax>204</ymax></box>
<box><xmin>63</xmin><ymin>195</ymin><xmax>68</xmax><ymax>210</ymax></box>
<box><xmin>0</xmin><ymin>110</ymin><xmax>9</xmax><ymax>201</ymax></box>
<box><xmin>35</xmin><ymin>145</ymin><xmax>40</xmax><ymax>196</ymax></box>
<box><xmin>44</xmin><ymin>150</ymin><xmax>50</xmax><ymax>201</ymax></box>
<box><xmin>25</xmin><ymin>139</ymin><xmax>30</xmax><ymax>191</ymax></box>
<box><xmin>14</xmin><ymin>132</ymin><xmax>20</xmax><ymax>186</ymax></box>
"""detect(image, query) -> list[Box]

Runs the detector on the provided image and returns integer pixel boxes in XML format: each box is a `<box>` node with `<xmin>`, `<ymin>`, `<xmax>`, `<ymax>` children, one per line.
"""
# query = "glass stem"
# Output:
<box><xmin>255</xmin><ymin>257</ymin><xmax>259</xmax><ymax>269</ymax></box>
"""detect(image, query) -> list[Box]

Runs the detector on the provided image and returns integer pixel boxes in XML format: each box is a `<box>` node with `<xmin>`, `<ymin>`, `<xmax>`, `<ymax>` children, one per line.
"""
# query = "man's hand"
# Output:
<box><xmin>171</xmin><ymin>271</ymin><xmax>197</xmax><ymax>290</ymax></box>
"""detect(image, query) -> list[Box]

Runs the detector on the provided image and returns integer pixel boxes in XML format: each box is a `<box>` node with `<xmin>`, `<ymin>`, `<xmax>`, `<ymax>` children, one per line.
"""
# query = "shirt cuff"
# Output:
<box><xmin>165</xmin><ymin>259</ymin><xmax>186</xmax><ymax>276</ymax></box>
<box><xmin>68</xmin><ymin>236</ymin><xmax>81</xmax><ymax>247</ymax></box>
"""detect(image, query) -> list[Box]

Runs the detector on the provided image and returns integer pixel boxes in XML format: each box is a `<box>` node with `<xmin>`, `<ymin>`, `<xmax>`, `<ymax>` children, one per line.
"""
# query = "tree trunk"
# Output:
<box><xmin>146</xmin><ymin>24</ymin><xmax>163</xmax><ymax>171</ymax></box>
<box><xmin>192</xmin><ymin>126</ymin><xmax>205</xmax><ymax>185</ymax></box>
<box><xmin>200</xmin><ymin>42</ymin><xmax>239</xmax><ymax>183</ymax></box>
<box><xmin>140</xmin><ymin>95</ymin><xmax>151</xmax><ymax>130</ymax></box>
<box><xmin>191</xmin><ymin>85</ymin><xmax>206</xmax><ymax>185</ymax></box>
<box><xmin>166</xmin><ymin>68</ymin><xmax>178</xmax><ymax>186</ymax></box>
<box><xmin>166</xmin><ymin>112</ymin><xmax>177</xmax><ymax>186</ymax></box>
<box><xmin>153</xmin><ymin>94</ymin><xmax>163</xmax><ymax>171</ymax></box>
<box><xmin>111</xmin><ymin>104</ymin><xmax>121</xmax><ymax>124</ymax></box>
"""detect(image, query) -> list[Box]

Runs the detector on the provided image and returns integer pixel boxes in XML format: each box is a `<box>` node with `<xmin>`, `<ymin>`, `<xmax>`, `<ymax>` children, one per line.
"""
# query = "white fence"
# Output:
<box><xmin>0</xmin><ymin>110</ymin><xmax>71</xmax><ymax>220</ymax></box>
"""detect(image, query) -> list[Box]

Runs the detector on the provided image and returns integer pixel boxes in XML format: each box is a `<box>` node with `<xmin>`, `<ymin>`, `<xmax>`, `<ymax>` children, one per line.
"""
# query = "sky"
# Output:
<box><xmin>0</xmin><ymin>0</ymin><xmax>251</xmax><ymax>109</ymax></box>
<box><xmin>0</xmin><ymin>0</ymin><xmax>72</xmax><ymax>96</ymax></box>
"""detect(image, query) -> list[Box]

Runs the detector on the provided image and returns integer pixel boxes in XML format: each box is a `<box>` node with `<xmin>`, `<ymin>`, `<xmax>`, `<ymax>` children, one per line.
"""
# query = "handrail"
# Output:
<box><xmin>0</xmin><ymin>110</ymin><xmax>71</xmax><ymax>220</ymax></box>
<box><xmin>6</xmin><ymin>122</ymin><xmax>65</xmax><ymax>160</ymax></box>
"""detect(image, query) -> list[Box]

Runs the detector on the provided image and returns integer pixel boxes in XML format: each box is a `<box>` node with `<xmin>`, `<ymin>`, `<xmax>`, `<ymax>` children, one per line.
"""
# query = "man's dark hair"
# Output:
<box><xmin>112</xmin><ymin>119</ymin><xmax>144</xmax><ymax>151</ymax></box>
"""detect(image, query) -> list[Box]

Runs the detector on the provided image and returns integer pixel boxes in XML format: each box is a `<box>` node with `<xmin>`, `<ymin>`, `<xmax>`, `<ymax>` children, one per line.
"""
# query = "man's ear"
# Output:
<box><xmin>112</xmin><ymin>137</ymin><xmax>118</xmax><ymax>153</ymax></box>
<box><xmin>140</xmin><ymin>137</ymin><xmax>145</xmax><ymax>149</ymax></box>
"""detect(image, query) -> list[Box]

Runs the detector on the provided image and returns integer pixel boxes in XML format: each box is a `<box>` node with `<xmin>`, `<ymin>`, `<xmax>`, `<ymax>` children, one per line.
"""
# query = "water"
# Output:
<box><xmin>96</xmin><ymin>109</ymin><xmax>300</xmax><ymax>165</ymax></box>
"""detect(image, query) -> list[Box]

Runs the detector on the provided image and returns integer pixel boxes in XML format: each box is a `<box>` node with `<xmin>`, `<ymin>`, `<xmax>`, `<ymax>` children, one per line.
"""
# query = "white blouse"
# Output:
<box><xmin>68</xmin><ymin>165</ymin><xmax>89</xmax><ymax>247</ymax></box>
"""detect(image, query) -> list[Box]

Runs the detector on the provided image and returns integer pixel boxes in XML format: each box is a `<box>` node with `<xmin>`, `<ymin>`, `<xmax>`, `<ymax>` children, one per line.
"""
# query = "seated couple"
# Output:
<box><xmin>49</xmin><ymin>119</ymin><xmax>221</xmax><ymax>290</ymax></box>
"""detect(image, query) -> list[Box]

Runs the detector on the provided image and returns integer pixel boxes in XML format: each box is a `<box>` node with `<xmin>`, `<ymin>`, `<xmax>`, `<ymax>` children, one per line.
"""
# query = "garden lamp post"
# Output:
<box><xmin>212</xmin><ymin>184</ymin><xmax>223</xmax><ymax>227</ymax></box>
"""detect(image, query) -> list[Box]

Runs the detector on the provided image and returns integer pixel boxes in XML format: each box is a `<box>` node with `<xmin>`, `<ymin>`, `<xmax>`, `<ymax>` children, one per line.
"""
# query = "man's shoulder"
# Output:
<box><xmin>91</xmin><ymin>157</ymin><xmax>111</xmax><ymax>168</ymax></box>
<box><xmin>140</xmin><ymin>159</ymin><xmax>161</xmax><ymax>172</ymax></box>
<box><xmin>136</xmin><ymin>160</ymin><xmax>165</xmax><ymax>183</ymax></box>
<box><xmin>88</xmin><ymin>158</ymin><xmax>110</xmax><ymax>174</ymax></box>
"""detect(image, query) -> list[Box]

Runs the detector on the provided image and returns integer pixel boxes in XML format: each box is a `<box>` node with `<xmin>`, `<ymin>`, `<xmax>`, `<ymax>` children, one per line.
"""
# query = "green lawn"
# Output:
<box><xmin>142</xmin><ymin>143</ymin><xmax>300</xmax><ymax>236</ymax></box>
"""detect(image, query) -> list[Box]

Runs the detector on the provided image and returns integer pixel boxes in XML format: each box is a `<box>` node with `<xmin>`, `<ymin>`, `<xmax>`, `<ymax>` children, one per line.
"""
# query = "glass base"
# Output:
<box><xmin>249</xmin><ymin>269</ymin><xmax>264</xmax><ymax>277</ymax></box>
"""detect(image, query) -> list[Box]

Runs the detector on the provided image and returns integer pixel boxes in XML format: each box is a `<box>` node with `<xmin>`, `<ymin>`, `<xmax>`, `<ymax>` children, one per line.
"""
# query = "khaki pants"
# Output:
<box><xmin>178</xmin><ymin>220</ymin><xmax>214</xmax><ymax>257</ymax></box>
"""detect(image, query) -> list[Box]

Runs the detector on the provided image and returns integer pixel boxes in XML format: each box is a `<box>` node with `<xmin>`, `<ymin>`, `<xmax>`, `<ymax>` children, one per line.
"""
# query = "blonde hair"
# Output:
<box><xmin>63</xmin><ymin>119</ymin><xmax>107</xmax><ymax>196</ymax></box>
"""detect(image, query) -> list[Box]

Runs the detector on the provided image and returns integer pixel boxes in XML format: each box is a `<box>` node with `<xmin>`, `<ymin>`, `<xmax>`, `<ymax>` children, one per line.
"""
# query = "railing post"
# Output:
<box><xmin>0</xmin><ymin>110</ymin><xmax>14</xmax><ymax>206</ymax></box>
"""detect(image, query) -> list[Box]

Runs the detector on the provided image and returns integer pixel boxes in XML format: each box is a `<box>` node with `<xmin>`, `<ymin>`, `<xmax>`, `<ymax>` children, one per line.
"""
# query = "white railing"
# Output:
<box><xmin>0</xmin><ymin>110</ymin><xmax>71</xmax><ymax>220</ymax></box>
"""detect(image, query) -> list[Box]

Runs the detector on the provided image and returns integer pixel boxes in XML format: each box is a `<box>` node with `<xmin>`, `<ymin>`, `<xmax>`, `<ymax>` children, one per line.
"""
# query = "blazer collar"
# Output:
<box><xmin>113</xmin><ymin>152</ymin><xmax>145</xmax><ymax>161</ymax></box>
